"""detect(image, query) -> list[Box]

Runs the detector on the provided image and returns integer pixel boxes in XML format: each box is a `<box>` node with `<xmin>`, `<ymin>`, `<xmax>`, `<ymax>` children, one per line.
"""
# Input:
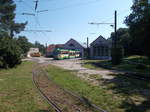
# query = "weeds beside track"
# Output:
<box><xmin>32</xmin><ymin>64</ymin><xmax>106</xmax><ymax>112</ymax></box>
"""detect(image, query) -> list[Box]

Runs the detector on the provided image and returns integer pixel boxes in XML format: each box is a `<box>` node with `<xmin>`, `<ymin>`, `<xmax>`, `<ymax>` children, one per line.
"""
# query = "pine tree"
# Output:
<box><xmin>0</xmin><ymin>0</ymin><xmax>27</xmax><ymax>37</ymax></box>
<box><xmin>0</xmin><ymin>0</ymin><xmax>27</xmax><ymax>68</ymax></box>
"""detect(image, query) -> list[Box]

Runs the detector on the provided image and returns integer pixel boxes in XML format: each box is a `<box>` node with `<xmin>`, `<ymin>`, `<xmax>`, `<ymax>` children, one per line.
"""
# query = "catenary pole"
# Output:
<box><xmin>114</xmin><ymin>10</ymin><xmax>117</xmax><ymax>48</ymax></box>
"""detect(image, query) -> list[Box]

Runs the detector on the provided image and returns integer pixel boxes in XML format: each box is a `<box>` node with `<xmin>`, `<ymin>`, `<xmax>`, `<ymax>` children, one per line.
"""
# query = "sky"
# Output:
<box><xmin>14</xmin><ymin>0</ymin><xmax>133</xmax><ymax>45</ymax></box>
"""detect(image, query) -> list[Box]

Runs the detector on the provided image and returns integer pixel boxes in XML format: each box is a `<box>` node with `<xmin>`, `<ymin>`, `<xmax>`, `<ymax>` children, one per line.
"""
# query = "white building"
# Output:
<box><xmin>63</xmin><ymin>38</ymin><xmax>87</xmax><ymax>57</ymax></box>
<box><xmin>90</xmin><ymin>36</ymin><xmax>111</xmax><ymax>60</ymax></box>
<box><xmin>27</xmin><ymin>48</ymin><xmax>39</xmax><ymax>57</ymax></box>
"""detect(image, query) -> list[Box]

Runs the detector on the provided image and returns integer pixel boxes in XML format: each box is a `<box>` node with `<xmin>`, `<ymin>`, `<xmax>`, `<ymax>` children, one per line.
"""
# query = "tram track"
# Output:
<box><xmin>32</xmin><ymin>67</ymin><xmax>62</xmax><ymax>112</ymax></box>
<box><xmin>32</xmin><ymin>64</ymin><xmax>107</xmax><ymax>112</ymax></box>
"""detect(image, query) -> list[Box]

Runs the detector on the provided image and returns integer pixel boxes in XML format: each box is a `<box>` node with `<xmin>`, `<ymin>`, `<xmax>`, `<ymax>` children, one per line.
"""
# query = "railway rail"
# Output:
<box><xmin>32</xmin><ymin>64</ymin><xmax>107</xmax><ymax>112</ymax></box>
<box><xmin>32</xmin><ymin>67</ymin><xmax>62</xmax><ymax>112</ymax></box>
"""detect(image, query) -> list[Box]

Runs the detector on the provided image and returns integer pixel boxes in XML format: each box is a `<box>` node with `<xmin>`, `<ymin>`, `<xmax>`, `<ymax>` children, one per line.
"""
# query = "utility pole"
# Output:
<box><xmin>89</xmin><ymin>10</ymin><xmax>122</xmax><ymax>65</ymax></box>
<box><xmin>87</xmin><ymin>37</ymin><xmax>89</xmax><ymax>48</ymax></box>
<box><xmin>90</xmin><ymin>11</ymin><xmax>117</xmax><ymax>48</ymax></box>
<box><xmin>35</xmin><ymin>0</ymin><xmax>39</xmax><ymax>11</ymax></box>
<box><xmin>111</xmin><ymin>10</ymin><xmax>123</xmax><ymax>65</ymax></box>
<box><xmin>45</xmin><ymin>43</ymin><xmax>47</xmax><ymax>56</ymax></box>
<box><xmin>114</xmin><ymin>10</ymin><xmax>117</xmax><ymax>48</ymax></box>
<box><xmin>87</xmin><ymin>37</ymin><xmax>90</xmax><ymax>59</ymax></box>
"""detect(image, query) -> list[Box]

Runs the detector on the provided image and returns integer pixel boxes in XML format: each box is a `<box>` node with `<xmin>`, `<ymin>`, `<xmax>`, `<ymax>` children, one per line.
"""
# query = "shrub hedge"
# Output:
<box><xmin>0</xmin><ymin>36</ymin><xmax>22</xmax><ymax>68</ymax></box>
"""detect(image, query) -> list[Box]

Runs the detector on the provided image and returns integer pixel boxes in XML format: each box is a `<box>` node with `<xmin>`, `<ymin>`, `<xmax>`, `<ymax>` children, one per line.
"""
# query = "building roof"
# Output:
<box><xmin>65</xmin><ymin>38</ymin><xmax>87</xmax><ymax>48</ymax></box>
<box><xmin>46</xmin><ymin>44</ymin><xmax>64</xmax><ymax>52</ymax></box>
<box><xmin>90</xmin><ymin>35</ymin><xmax>110</xmax><ymax>46</ymax></box>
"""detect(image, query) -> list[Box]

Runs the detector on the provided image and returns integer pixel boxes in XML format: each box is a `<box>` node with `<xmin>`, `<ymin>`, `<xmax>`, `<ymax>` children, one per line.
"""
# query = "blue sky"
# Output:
<box><xmin>14</xmin><ymin>0</ymin><xmax>133</xmax><ymax>45</ymax></box>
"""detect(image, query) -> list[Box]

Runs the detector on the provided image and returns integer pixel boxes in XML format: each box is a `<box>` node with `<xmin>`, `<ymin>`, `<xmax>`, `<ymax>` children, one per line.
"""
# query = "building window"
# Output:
<box><xmin>93</xmin><ymin>46</ymin><xmax>109</xmax><ymax>57</ymax></box>
<box><xmin>105</xmin><ymin>47</ymin><xmax>109</xmax><ymax>56</ymax></box>
<box><xmin>93</xmin><ymin>47</ymin><xmax>97</xmax><ymax>56</ymax></box>
<box><xmin>101</xmin><ymin>46</ymin><xmax>104</xmax><ymax>56</ymax></box>
<box><xmin>99</xmin><ymin>47</ymin><xmax>102</xmax><ymax>56</ymax></box>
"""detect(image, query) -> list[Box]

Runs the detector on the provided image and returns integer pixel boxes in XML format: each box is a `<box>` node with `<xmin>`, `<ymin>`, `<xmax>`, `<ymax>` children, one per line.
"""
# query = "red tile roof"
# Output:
<box><xmin>46</xmin><ymin>44</ymin><xmax>64</xmax><ymax>52</ymax></box>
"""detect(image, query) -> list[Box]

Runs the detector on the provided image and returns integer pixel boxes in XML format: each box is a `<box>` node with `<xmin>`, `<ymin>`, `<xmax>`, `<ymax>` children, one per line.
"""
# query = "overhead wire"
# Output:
<box><xmin>46</xmin><ymin>0</ymin><xmax>101</xmax><ymax>12</ymax></box>
<box><xmin>15</xmin><ymin>0</ymin><xmax>130</xmax><ymax>24</ymax></box>
<box><xmin>16</xmin><ymin>0</ymin><xmax>100</xmax><ymax>12</ymax></box>
<box><xmin>14</xmin><ymin>0</ymin><xmax>46</xmax><ymax>43</ymax></box>
<box><xmin>89</xmin><ymin>8</ymin><xmax>131</xmax><ymax>27</ymax></box>
<box><xmin>15</xmin><ymin>0</ymin><xmax>102</xmax><ymax>43</ymax></box>
<box><xmin>15</xmin><ymin>0</ymin><xmax>130</xmax><ymax>42</ymax></box>
<box><xmin>102</xmin><ymin>9</ymin><xmax>131</xmax><ymax>23</ymax></box>
<box><xmin>33</xmin><ymin>9</ymin><xmax>52</xmax><ymax>45</ymax></box>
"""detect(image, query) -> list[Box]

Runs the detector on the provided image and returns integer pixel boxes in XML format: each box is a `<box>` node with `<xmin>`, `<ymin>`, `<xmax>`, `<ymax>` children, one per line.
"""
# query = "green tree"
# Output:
<box><xmin>0</xmin><ymin>0</ymin><xmax>27</xmax><ymax>37</ymax></box>
<box><xmin>125</xmin><ymin>0</ymin><xmax>150</xmax><ymax>58</ymax></box>
<box><xmin>0</xmin><ymin>36</ymin><xmax>21</xmax><ymax>68</ymax></box>
<box><xmin>34</xmin><ymin>41</ymin><xmax>45</xmax><ymax>55</ymax></box>
<box><xmin>0</xmin><ymin>0</ymin><xmax>27</xmax><ymax>68</ymax></box>
<box><xmin>17</xmin><ymin>36</ymin><xmax>34</xmax><ymax>54</ymax></box>
<box><xmin>110</xmin><ymin>28</ymin><xmax>131</xmax><ymax>56</ymax></box>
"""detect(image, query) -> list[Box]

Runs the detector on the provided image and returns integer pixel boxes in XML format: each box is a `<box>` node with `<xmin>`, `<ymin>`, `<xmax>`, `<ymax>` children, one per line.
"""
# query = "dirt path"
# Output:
<box><xmin>29</xmin><ymin>57</ymin><xmax>122</xmax><ymax>85</ymax></box>
<box><xmin>48</xmin><ymin>59</ymin><xmax>119</xmax><ymax>80</ymax></box>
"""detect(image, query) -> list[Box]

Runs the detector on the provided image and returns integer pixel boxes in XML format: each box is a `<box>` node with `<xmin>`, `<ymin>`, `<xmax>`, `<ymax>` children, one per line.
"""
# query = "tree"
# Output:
<box><xmin>125</xmin><ymin>0</ymin><xmax>150</xmax><ymax>58</ymax></box>
<box><xmin>34</xmin><ymin>41</ymin><xmax>45</xmax><ymax>55</ymax></box>
<box><xmin>17</xmin><ymin>36</ymin><xmax>34</xmax><ymax>54</ymax></box>
<box><xmin>0</xmin><ymin>0</ymin><xmax>27</xmax><ymax>68</ymax></box>
<box><xmin>110</xmin><ymin>28</ymin><xmax>131</xmax><ymax>56</ymax></box>
<box><xmin>0</xmin><ymin>36</ymin><xmax>21</xmax><ymax>68</ymax></box>
<box><xmin>0</xmin><ymin>0</ymin><xmax>27</xmax><ymax>37</ymax></box>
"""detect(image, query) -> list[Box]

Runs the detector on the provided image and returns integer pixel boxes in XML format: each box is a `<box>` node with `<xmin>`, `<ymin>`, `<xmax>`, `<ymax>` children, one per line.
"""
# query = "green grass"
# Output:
<box><xmin>124</xmin><ymin>55</ymin><xmax>150</xmax><ymax>65</ymax></box>
<box><xmin>45</xmin><ymin>65</ymin><xmax>150</xmax><ymax>112</ymax></box>
<box><xmin>83</xmin><ymin>59</ymin><xmax>109</xmax><ymax>69</ymax></box>
<box><xmin>89</xmin><ymin>74</ymin><xmax>102</xmax><ymax>81</ymax></box>
<box><xmin>83</xmin><ymin>55</ymin><xmax>150</xmax><ymax>75</ymax></box>
<box><xmin>0</xmin><ymin>61</ymin><xmax>53</xmax><ymax>112</ymax></box>
<box><xmin>103</xmin><ymin>74</ymin><xmax>150</xmax><ymax>112</ymax></box>
<box><xmin>83</xmin><ymin>60</ymin><xmax>105</xmax><ymax>70</ymax></box>
<box><xmin>45</xmin><ymin>65</ymin><xmax>126</xmax><ymax>112</ymax></box>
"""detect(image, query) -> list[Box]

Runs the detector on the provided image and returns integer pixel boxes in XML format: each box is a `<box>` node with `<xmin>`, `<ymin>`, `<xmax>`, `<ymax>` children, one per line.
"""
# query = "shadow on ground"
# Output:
<box><xmin>84</xmin><ymin>61</ymin><xmax>113</xmax><ymax>70</ymax></box>
<box><xmin>84</xmin><ymin>60</ymin><xmax>150</xmax><ymax>75</ymax></box>
<box><xmin>101</xmin><ymin>74</ymin><xmax>150</xmax><ymax>112</ymax></box>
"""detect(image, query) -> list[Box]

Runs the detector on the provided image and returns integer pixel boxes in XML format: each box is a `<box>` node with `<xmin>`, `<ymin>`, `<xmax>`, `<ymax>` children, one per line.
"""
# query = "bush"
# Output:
<box><xmin>136</xmin><ymin>64</ymin><xmax>147</xmax><ymax>70</ymax></box>
<box><xmin>0</xmin><ymin>36</ymin><xmax>22</xmax><ymax>68</ymax></box>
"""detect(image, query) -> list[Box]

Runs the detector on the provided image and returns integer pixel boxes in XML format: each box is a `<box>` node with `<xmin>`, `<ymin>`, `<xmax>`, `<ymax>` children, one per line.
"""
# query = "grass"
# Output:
<box><xmin>0</xmin><ymin>61</ymin><xmax>54</xmax><ymax>112</ymax></box>
<box><xmin>89</xmin><ymin>74</ymin><xmax>102</xmax><ymax>81</ymax></box>
<box><xmin>45</xmin><ymin>64</ymin><xmax>150</xmax><ymax>112</ymax></box>
<box><xmin>103</xmin><ymin>74</ymin><xmax>150</xmax><ymax>112</ymax></box>
<box><xmin>83</xmin><ymin>55</ymin><xmax>150</xmax><ymax>75</ymax></box>
<box><xmin>124</xmin><ymin>55</ymin><xmax>150</xmax><ymax>65</ymax></box>
<box><xmin>44</xmin><ymin>65</ymin><xmax>125</xmax><ymax>112</ymax></box>
<box><xmin>83</xmin><ymin>60</ymin><xmax>105</xmax><ymax>70</ymax></box>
